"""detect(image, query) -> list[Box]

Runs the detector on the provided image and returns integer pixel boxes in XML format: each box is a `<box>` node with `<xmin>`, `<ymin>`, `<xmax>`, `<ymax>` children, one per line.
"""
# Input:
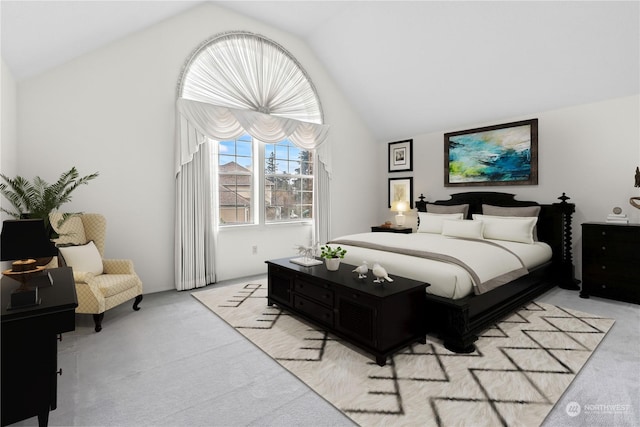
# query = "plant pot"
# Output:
<box><xmin>325</xmin><ymin>258</ymin><xmax>341</xmax><ymax>271</ymax></box>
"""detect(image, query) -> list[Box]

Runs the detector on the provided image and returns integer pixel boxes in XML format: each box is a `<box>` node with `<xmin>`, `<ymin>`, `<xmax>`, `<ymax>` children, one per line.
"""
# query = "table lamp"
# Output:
<box><xmin>1</xmin><ymin>218</ymin><xmax>58</xmax><ymax>309</ymax></box>
<box><xmin>391</xmin><ymin>200</ymin><xmax>409</xmax><ymax>227</ymax></box>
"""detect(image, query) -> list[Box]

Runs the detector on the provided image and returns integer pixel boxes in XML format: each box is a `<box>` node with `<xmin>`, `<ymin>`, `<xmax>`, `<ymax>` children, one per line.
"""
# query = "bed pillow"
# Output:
<box><xmin>417</xmin><ymin>212</ymin><xmax>464</xmax><ymax>233</ymax></box>
<box><xmin>472</xmin><ymin>214</ymin><xmax>537</xmax><ymax>244</ymax></box>
<box><xmin>482</xmin><ymin>204</ymin><xmax>541</xmax><ymax>240</ymax></box>
<box><xmin>441</xmin><ymin>219</ymin><xmax>484</xmax><ymax>240</ymax></box>
<box><xmin>58</xmin><ymin>241</ymin><xmax>103</xmax><ymax>275</ymax></box>
<box><xmin>426</xmin><ymin>203</ymin><xmax>470</xmax><ymax>218</ymax></box>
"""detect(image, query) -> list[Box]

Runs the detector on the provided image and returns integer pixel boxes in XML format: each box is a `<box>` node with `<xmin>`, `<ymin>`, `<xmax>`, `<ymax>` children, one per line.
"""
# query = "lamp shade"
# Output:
<box><xmin>1</xmin><ymin>219</ymin><xmax>58</xmax><ymax>261</ymax></box>
<box><xmin>391</xmin><ymin>200</ymin><xmax>409</xmax><ymax>213</ymax></box>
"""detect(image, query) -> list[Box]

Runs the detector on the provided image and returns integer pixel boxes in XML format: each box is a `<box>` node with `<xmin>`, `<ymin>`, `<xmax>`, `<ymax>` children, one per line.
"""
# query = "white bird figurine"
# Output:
<box><xmin>353</xmin><ymin>261</ymin><xmax>369</xmax><ymax>279</ymax></box>
<box><xmin>372</xmin><ymin>262</ymin><xmax>394</xmax><ymax>283</ymax></box>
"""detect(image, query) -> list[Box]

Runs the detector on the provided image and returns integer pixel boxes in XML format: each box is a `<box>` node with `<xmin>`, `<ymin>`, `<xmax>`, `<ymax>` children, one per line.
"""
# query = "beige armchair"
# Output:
<box><xmin>50</xmin><ymin>213</ymin><xmax>143</xmax><ymax>332</ymax></box>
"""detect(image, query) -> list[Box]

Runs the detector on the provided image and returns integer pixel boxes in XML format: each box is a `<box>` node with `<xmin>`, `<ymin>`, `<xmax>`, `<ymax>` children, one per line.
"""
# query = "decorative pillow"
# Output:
<box><xmin>482</xmin><ymin>204</ymin><xmax>541</xmax><ymax>240</ymax></box>
<box><xmin>426</xmin><ymin>203</ymin><xmax>470</xmax><ymax>218</ymax></box>
<box><xmin>58</xmin><ymin>241</ymin><xmax>103</xmax><ymax>275</ymax></box>
<box><xmin>417</xmin><ymin>212</ymin><xmax>464</xmax><ymax>233</ymax></box>
<box><xmin>472</xmin><ymin>214</ymin><xmax>537</xmax><ymax>244</ymax></box>
<box><xmin>441</xmin><ymin>219</ymin><xmax>484</xmax><ymax>240</ymax></box>
<box><xmin>49</xmin><ymin>212</ymin><xmax>87</xmax><ymax>245</ymax></box>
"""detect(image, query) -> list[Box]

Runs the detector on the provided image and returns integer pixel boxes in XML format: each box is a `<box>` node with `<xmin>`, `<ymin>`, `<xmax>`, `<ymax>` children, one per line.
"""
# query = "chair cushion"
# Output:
<box><xmin>91</xmin><ymin>274</ymin><xmax>141</xmax><ymax>298</ymax></box>
<box><xmin>58</xmin><ymin>241</ymin><xmax>104</xmax><ymax>275</ymax></box>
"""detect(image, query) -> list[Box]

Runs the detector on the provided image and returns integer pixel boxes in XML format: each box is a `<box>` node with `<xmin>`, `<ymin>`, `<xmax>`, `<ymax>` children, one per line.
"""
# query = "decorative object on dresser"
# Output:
<box><xmin>265</xmin><ymin>258</ymin><xmax>428</xmax><ymax>366</ymax></box>
<box><xmin>319</xmin><ymin>244</ymin><xmax>347</xmax><ymax>271</ymax></box>
<box><xmin>388</xmin><ymin>139</ymin><xmax>413</xmax><ymax>172</ymax></box>
<box><xmin>1</xmin><ymin>219</ymin><xmax>58</xmax><ymax>309</ymax></box>
<box><xmin>388</xmin><ymin>177</ymin><xmax>413</xmax><ymax>208</ymax></box>
<box><xmin>606</xmin><ymin>206</ymin><xmax>629</xmax><ymax>223</ymax></box>
<box><xmin>352</xmin><ymin>261</ymin><xmax>369</xmax><ymax>279</ymax></box>
<box><xmin>444</xmin><ymin>119</ymin><xmax>538</xmax><ymax>187</ymax></box>
<box><xmin>580</xmin><ymin>222</ymin><xmax>639</xmax><ymax>304</ymax></box>
<box><xmin>1</xmin><ymin>267</ymin><xmax>78</xmax><ymax>427</ymax></box>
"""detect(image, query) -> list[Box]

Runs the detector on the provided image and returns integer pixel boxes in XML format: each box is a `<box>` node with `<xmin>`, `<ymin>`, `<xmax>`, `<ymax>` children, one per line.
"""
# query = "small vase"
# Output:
<box><xmin>325</xmin><ymin>258</ymin><xmax>341</xmax><ymax>271</ymax></box>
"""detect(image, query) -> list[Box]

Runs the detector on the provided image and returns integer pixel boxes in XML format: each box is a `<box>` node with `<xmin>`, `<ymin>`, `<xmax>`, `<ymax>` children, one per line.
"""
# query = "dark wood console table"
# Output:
<box><xmin>1</xmin><ymin>267</ymin><xmax>78</xmax><ymax>427</ymax></box>
<box><xmin>266</xmin><ymin>258</ymin><xmax>428</xmax><ymax>366</ymax></box>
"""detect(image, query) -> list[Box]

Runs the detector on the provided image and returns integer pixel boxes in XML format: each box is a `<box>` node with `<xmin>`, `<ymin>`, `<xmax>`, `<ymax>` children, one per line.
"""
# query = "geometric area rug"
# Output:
<box><xmin>193</xmin><ymin>280</ymin><xmax>614</xmax><ymax>427</ymax></box>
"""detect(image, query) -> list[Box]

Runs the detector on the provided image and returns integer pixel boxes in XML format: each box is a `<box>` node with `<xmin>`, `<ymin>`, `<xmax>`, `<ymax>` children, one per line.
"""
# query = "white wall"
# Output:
<box><xmin>1</xmin><ymin>58</ymin><xmax>19</xmax><ymax>271</ymax></box>
<box><xmin>1</xmin><ymin>59</ymin><xmax>18</xmax><ymax>206</ymax></box>
<box><xmin>377</xmin><ymin>95</ymin><xmax>640</xmax><ymax>279</ymax></box>
<box><xmin>14</xmin><ymin>3</ymin><xmax>378</xmax><ymax>291</ymax></box>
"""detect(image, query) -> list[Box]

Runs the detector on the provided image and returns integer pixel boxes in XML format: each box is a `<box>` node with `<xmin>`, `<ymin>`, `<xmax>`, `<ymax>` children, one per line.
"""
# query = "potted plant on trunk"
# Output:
<box><xmin>320</xmin><ymin>244</ymin><xmax>347</xmax><ymax>271</ymax></box>
<box><xmin>0</xmin><ymin>167</ymin><xmax>99</xmax><ymax>239</ymax></box>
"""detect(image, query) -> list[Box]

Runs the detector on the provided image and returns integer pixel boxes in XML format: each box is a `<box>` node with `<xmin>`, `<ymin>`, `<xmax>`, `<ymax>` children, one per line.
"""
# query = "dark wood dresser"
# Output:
<box><xmin>1</xmin><ymin>267</ymin><xmax>78</xmax><ymax>427</ymax></box>
<box><xmin>580</xmin><ymin>222</ymin><xmax>639</xmax><ymax>304</ymax></box>
<box><xmin>266</xmin><ymin>258</ymin><xmax>428</xmax><ymax>366</ymax></box>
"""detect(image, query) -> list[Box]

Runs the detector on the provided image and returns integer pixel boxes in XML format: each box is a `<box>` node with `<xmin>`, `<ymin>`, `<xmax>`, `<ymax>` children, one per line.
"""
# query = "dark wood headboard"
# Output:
<box><xmin>415</xmin><ymin>191</ymin><xmax>579</xmax><ymax>289</ymax></box>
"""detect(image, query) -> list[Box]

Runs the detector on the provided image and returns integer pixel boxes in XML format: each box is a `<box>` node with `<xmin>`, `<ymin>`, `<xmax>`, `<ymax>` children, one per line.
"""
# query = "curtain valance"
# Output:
<box><xmin>175</xmin><ymin>98</ymin><xmax>330</xmax><ymax>175</ymax></box>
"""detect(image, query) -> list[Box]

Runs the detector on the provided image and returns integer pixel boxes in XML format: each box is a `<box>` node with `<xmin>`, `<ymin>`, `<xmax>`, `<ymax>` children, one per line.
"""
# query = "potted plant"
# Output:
<box><xmin>320</xmin><ymin>244</ymin><xmax>347</xmax><ymax>271</ymax></box>
<box><xmin>0</xmin><ymin>167</ymin><xmax>99</xmax><ymax>238</ymax></box>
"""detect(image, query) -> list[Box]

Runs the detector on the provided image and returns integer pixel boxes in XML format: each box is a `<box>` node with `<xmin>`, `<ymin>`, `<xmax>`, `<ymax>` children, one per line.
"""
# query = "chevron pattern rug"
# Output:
<box><xmin>193</xmin><ymin>280</ymin><xmax>614</xmax><ymax>427</ymax></box>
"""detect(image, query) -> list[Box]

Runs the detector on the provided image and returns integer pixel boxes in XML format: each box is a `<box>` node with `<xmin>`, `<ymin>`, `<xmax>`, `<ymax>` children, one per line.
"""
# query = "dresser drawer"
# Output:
<box><xmin>583</xmin><ymin>224</ymin><xmax>640</xmax><ymax>244</ymax></box>
<box><xmin>582</xmin><ymin>241</ymin><xmax>640</xmax><ymax>260</ymax></box>
<box><xmin>293</xmin><ymin>295</ymin><xmax>333</xmax><ymax>326</ymax></box>
<box><xmin>583</xmin><ymin>259</ymin><xmax>638</xmax><ymax>280</ymax></box>
<box><xmin>295</xmin><ymin>278</ymin><xmax>333</xmax><ymax>305</ymax></box>
<box><xmin>582</xmin><ymin>278</ymin><xmax>639</xmax><ymax>304</ymax></box>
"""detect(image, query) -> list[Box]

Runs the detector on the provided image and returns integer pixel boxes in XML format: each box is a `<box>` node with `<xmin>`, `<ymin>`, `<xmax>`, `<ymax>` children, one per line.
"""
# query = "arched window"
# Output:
<box><xmin>175</xmin><ymin>32</ymin><xmax>330</xmax><ymax>289</ymax></box>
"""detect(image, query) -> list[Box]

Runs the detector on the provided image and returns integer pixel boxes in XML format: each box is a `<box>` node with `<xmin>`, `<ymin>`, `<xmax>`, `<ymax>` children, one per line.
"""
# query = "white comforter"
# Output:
<box><xmin>332</xmin><ymin>232</ymin><xmax>552</xmax><ymax>300</ymax></box>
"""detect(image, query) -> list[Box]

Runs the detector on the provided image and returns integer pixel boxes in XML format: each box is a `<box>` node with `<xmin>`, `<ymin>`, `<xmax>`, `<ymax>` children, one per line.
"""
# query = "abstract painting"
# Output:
<box><xmin>444</xmin><ymin>119</ymin><xmax>538</xmax><ymax>186</ymax></box>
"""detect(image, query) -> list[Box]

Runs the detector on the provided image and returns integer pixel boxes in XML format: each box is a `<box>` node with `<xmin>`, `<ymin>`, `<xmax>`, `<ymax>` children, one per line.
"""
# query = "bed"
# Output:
<box><xmin>331</xmin><ymin>191</ymin><xmax>580</xmax><ymax>353</ymax></box>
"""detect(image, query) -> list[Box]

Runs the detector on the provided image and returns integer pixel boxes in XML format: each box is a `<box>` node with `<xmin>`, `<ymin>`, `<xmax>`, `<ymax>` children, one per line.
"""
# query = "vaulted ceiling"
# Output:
<box><xmin>2</xmin><ymin>1</ymin><xmax>638</xmax><ymax>141</ymax></box>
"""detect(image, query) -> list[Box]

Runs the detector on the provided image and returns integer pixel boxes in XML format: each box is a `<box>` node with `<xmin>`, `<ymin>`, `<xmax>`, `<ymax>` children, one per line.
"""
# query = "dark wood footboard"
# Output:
<box><xmin>416</xmin><ymin>192</ymin><xmax>579</xmax><ymax>353</ymax></box>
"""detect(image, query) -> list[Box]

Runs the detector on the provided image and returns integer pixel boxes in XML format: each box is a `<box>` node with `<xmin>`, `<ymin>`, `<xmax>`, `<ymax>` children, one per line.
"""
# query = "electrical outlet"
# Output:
<box><xmin>252</xmin><ymin>245</ymin><xmax>258</xmax><ymax>255</ymax></box>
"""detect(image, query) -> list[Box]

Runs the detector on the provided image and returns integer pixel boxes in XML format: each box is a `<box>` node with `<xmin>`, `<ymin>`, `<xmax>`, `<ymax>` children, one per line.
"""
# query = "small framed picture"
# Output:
<box><xmin>388</xmin><ymin>139</ymin><xmax>413</xmax><ymax>172</ymax></box>
<box><xmin>388</xmin><ymin>177</ymin><xmax>413</xmax><ymax>208</ymax></box>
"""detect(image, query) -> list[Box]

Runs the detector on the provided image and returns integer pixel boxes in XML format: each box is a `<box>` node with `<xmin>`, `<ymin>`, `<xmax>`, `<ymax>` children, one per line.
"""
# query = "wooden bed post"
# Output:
<box><xmin>553</xmin><ymin>193</ymin><xmax>581</xmax><ymax>290</ymax></box>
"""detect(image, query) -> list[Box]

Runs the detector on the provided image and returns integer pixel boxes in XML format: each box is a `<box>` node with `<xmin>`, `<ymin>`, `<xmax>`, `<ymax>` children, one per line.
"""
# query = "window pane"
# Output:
<box><xmin>218</xmin><ymin>135</ymin><xmax>253</xmax><ymax>225</ymax></box>
<box><xmin>263</xmin><ymin>139</ymin><xmax>313</xmax><ymax>223</ymax></box>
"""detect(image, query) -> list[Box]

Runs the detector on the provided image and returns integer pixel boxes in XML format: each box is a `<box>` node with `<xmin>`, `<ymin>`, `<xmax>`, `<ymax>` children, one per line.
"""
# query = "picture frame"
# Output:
<box><xmin>388</xmin><ymin>177</ymin><xmax>413</xmax><ymax>208</ymax></box>
<box><xmin>444</xmin><ymin>119</ymin><xmax>538</xmax><ymax>187</ymax></box>
<box><xmin>388</xmin><ymin>139</ymin><xmax>413</xmax><ymax>172</ymax></box>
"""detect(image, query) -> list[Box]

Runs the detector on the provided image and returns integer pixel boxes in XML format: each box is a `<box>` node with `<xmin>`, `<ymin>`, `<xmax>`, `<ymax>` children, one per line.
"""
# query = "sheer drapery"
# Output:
<box><xmin>175</xmin><ymin>99</ymin><xmax>330</xmax><ymax>175</ymax></box>
<box><xmin>175</xmin><ymin>141</ymin><xmax>216</xmax><ymax>290</ymax></box>
<box><xmin>175</xmin><ymin>32</ymin><xmax>331</xmax><ymax>290</ymax></box>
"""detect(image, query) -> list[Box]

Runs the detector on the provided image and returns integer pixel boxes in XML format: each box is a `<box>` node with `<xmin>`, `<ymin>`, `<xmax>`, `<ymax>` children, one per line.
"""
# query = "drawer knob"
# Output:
<box><xmin>601</xmin><ymin>231</ymin><xmax>606</xmax><ymax>236</ymax></box>
<box><xmin>601</xmin><ymin>246</ymin><xmax>606</xmax><ymax>251</ymax></box>
<box><xmin>57</xmin><ymin>369</ymin><xmax>62</xmax><ymax>376</ymax></box>
<box><xmin>601</xmin><ymin>284</ymin><xmax>607</xmax><ymax>289</ymax></box>
<box><xmin>601</xmin><ymin>265</ymin><xmax>606</xmax><ymax>270</ymax></box>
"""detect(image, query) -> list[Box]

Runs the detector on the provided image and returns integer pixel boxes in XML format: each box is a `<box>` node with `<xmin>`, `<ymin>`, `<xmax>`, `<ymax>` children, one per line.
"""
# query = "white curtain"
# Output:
<box><xmin>175</xmin><ymin>141</ymin><xmax>216</xmax><ymax>290</ymax></box>
<box><xmin>175</xmin><ymin>32</ymin><xmax>331</xmax><ymax>291</ymax></box>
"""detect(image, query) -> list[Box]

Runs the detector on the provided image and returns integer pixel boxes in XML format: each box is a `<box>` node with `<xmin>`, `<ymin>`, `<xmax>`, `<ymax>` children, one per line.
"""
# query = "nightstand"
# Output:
<box><xmin>580</xmin><ymin>222</ymin><xmax>639</xmax><ymax>304</ymax></box>
<box><xmin>371</xmin><ymin>226</ymin><xmax>412</xmax><ymax>234</ymax></box>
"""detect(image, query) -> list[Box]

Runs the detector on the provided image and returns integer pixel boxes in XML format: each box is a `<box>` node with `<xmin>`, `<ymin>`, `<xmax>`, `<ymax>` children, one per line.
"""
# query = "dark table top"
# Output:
<box><xmin>266</xmin><ymin>257</ymin><xmax>429</xmax><ymax>298</ymax></box>
<box><xmin>1</xmin><ymin>267</ymin><xmax>78</xmax><ymax>322</ymax></box>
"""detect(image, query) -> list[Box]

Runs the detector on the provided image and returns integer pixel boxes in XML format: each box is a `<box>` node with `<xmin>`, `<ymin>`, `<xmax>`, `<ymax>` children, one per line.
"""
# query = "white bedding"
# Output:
<box><xmin>332</xmin><ymin>232</ymin><xmax>552</xmax><ymax>300</ymax></box>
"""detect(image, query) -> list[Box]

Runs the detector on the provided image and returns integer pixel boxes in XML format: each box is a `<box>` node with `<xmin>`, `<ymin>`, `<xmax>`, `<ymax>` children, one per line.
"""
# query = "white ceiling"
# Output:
<box><xmin>2</xmin><ymin>1</ymin><xmax>639</xmax><ymax>141</ymax></box>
